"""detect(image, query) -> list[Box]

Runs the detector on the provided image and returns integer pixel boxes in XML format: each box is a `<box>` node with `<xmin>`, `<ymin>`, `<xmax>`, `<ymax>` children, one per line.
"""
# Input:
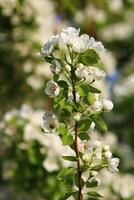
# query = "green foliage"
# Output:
<box><xmin>78</xmin><ymin>118</ymin><xmax>92</xmax><ymax>131</ymax></box>
<box><xmin>57</xmin><ymin>167</ymin><xmax>76</xmax><ymax>180</ymax></box>
<box><xmin>91</xmin><ymin>115</ymin><xmax>107</xmax><ymax>133</ymax></box>
<box><xmin>79</xmin><ymin>50</ymin><xmax>99</xmax><ymax>65</ymax></box>
<box><xmin>87</xmin><ymin>191</ymin><xmax>103</xmax><ymax>199</ymax></box>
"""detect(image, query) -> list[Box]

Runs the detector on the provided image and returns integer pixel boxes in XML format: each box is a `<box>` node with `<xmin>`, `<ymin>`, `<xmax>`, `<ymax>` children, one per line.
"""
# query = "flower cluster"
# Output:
<box><xmin>41</xmin><ymin>27</ymin><xmax>119</xmax><ymax>200</ymax></box>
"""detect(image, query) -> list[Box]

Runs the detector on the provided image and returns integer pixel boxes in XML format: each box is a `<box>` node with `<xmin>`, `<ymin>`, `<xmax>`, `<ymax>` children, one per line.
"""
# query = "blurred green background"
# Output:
<box><xmin>0</xmin><ymin>0</ymin><xmax>134</xmax><ymax>199</ymax></box>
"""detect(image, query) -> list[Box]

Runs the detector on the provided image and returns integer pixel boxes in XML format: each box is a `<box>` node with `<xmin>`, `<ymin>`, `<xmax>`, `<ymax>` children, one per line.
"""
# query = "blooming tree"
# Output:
<box><xmin>41</xmin><ymin>27</ymin><xmax>119</xmax><ymax>200</ymax></box>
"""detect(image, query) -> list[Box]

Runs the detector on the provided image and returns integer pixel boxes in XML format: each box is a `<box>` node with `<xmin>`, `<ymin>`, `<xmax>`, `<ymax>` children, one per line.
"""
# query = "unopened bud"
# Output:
<box><xmin>65</xmin><ymin>64</ymin><xmax>71</xmax><ymax>72</ymax></box>
<box><xmin>90</xmin><ymin>171</ymin><xmax>98</xmax><ymax>177</ymax></box>
<box><xmin>73</xmin><ymin>112</ymin><xmax>81</xmax><ymax>121</ymax></box>
<box><xmin>103</xmin><ymin>145</ymin><xmax>110</xmax><ymax>152</ymax></box>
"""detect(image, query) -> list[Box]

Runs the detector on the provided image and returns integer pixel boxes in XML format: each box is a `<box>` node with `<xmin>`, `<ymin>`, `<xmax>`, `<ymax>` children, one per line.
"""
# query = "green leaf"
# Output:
<box><xmin>87</xmin><ymin>191</ymin><xmax>103</xmax><ymax>198</ymax></box>
<box><xmin>77</xmin><ymin>84</ymin><xmax>90</xmax><ymax>97</ymax></box>
<box><xmin>79</xmin><ymin>49</ymin><xmax>99</xmax><ymax>65</ymax></box>
<box><xmin>62</xmin><ymin>156</ymin><xmax>77</xmax><ymax>162</ymax></box>
<box><xmin>91</xmin><ymin>115</ymin><xmax>107</xmax><ymax>133</ymax></box>
<box><xmin>44</xmin><ymin>56</ymin><xmax>53</xmax><ymax>63</ymax></box>
<box><xmin>57</xmin><ymin>123</ymin><xmax>68</xmax><ymax>135</ymax></box>
<box><xmin>78</xmin><ymin>132</ymin><xmax>90</xmax><ymax>140</ymax></box>
<box><xmin>59</xmin><ymin>192</ymin><xmax>76</xmax><ymax>200</ymax></box>
<box><xmin>89</xmin><ymin>86</ymin><xmax>101</xmax><ymax>93</ymax></box>
<box><xmin>86</xmin><ymin>179</ymin><xmax>99</xmax><ymax>188</ymax></box>
<box><xmin>78</xmin><ymin>119</ymin><xmax>92</xmax><ymax>131</ymax></box>
<box><xmin>90</xmin><ymin>165</ymin><xmax>103</xmax><ymax>171</ymax></box>
<box><xmin>83</xmin><ymin>93</ymin><xmax>95</xmax><ymax>105</ymax></box>
<box><xmin>57</xmin><ymin>167</ymin><xmax>76</xmax><ymax>180</ymax></box>
<box><xmin>58</xmin><ymin>80</ymin><xmax>68</xmax><ymax>89</ymax></box>
<box><xmin>62</xmin><ymin>134</ymin><xmax>74</xmax><ymax>145</ymax></box>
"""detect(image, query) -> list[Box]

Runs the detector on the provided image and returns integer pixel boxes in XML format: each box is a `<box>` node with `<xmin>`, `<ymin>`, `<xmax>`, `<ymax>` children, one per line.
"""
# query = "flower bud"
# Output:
<box><xmin>104</xmin><ymin>150</ymin><xmax>112</xmax><ymax>159</ymax></box>
<box><xmin>82</xmin><ymin>154</ymin><xmax>90</xmax><ymax>162</ymax></box>
<box><xmin>103</xmin><ymin>99</ymin><xmax>113</xmax><ymax>112</ymax></box>
<box><xmin>90</xmin><ymin>171</ymin><xmax>98</xmax><ymax>177</ymax></box>
<box><xmin>103</xmin><ymin>145</ymin><xmax>110</xmax><ymax>152</ymax></box>
<box><xmin>65</xmin><ymin>64</ymin><xmax>71</xmax><ymax>72</ymax></box>
<box><xmin>73</xmin><ymin>112</ymin><xmax>81</xmax><ymax>121</ymax></box>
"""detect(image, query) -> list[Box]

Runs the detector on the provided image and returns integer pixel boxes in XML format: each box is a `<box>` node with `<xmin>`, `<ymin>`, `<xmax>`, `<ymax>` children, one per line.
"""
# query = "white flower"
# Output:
<box><xmin>90</xmin><ymin>122</ymin><xmax>95</xmax><ymax>130</ymax></box>
<box><xmin>103</xmin><ymin>145</ymin><xmax>110</xmax><ymax>151</ymax></box>
<box><xmin>50</xmin><ymin>60</ymin><xmax>61</xmax><ymax>74</ymax></box>
<box><xmin>88</xmin><ymin>37</ymin><xmax>105</xmax><ymax>55</ymax></box>
<box><xmin>102</xmin><ymin>99</ymin><xmax>113</xmax><ymax>112</ymax></box>
<box><xmin>45</xmin><ymin>80</ymin><xmax>60</xmax><ymax>97</ymax></box>
<box><xmin>79</xmin><ymin>141</ymin><xmax>90</xmax><ymax>153</ymax></box>
<box><xmin>92</xmin><ymin>140</ymin><xmax>101</xmax><ymax>148</ymax></box>
<box><xmin>108</xmin><ymin>158</ymin><xmax>119</xmax><ymax>173</ymax></box>
<box><xmin>88</xmin><ymin>67</ymin><xmax>106</xmax><ymax>81</ymax></box>
<box><xmin>68</xmin><ymin>92</ymin><xmax>80</xmax><ymax>104</ymax></box>
<box><xmin>95</xmin><ymin>152</ymin><xmax>102</xmax><ymax>160</ymax></box>
<box><xmin>73</xmin><ymin>112</ymin><xmax>81</xmax><ymax>121</ymax></box>
<box><xmin>43</xmin><ymin>157</ymin><xmax>59</xmax><ymax>172</ymax></box>
<box><xmin>60</xmin><ymin>27</ymin><xmax>80</xmax><ymax>45</ymax></box>
<box><xmin>41</xmin><ymin>35</ymin><xmax>59</xmax><ymax>56</ymax></box>
<box><xmin>75</xmin><ymin>63</ymin><xmax>89</xmax><ymax>79</ymax></box>
<box><xmin>65</xmin><ymin>64</ymin><xmax>71</xmax><ymax>72</ymax></box>
<box><xmin>104</xmin><ymin>150</ymin><xmax>112</xmax><ymax>159</ymax></box>
<box><xmin>42</xmin><ymin>112</ymin><xmax>58</xmax><ymax>133</ymax></box>
<box><xmin>82</xmin><ymin>154</ymin><xmax>90</xmax><ymax>162</ymax></box>
<box><xmin>90</xmin><ymin>100</ymin><xmax>103</xmax><ymax>113</ymax></box>
<box><xmin>90</xmin><ymin>171</ymin><xmax>98</xmax><ymax>177</ymax></box>
<box><xmin>72</xmin><ymin>34</ymin><xmax>89</xmax><ymax>53</ymax></box>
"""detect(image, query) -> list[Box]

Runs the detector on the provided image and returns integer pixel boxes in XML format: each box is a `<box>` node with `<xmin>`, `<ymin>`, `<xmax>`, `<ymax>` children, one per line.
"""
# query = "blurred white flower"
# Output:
<box><xmin>104</xmin><ymin>151</ymin><xmax>112</xmax><ymax>159</ymax></box>
<box><xmin>90</xmin><ymin>100</ymin><xmax>103</xmax><ymax>113</ymax></box>
<box><xmin>108</xmin><ymin>158</ymin><xmax>119</xmax><ymax>173</ymax></box>
<box><xmin>45</xmin><ymin>80</ymin><xmax>60</xmax><ymax>97</ymax></box>
<box><xmin>43</xmin><ymin>157</ymin><xmax>59</xmax><ymax>172</ymax></box>
<box><xmin>88</xmin><ymin>67</ymin><xmax>106</xmax><ymax>81</ymax></box>
<box><xmin>102</xmin><ymin>99</ymin><xmax>113</xmax><ymax>112</ymax></box>
<box><xmin>42</xmin><ymin>112</ymin><xmax>58</xmax><ymax>133</ymax></box>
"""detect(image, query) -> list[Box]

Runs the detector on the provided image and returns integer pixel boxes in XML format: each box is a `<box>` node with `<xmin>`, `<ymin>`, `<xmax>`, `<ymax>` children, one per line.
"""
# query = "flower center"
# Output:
<box><xmin>48</xmin><ymin>121</ymin><xmax>55</xmax><ymax>129</ymax></box>
<box><xmin>50</xmin><ymin>84</ymin><xmax>57</xmax><ymax>93</ymax></box>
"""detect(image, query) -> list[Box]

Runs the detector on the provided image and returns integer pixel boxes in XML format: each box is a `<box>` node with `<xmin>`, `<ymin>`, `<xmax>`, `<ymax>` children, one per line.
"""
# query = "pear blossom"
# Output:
<box><xmin>42</xmin><ymin>112</ymin><xmax>58</xmax><ymax>133</ymax></box>
<box><xmin>82</xmin><ymin>154</ymin><xmax>90</xmax><ymax>162</ymax></box>
<box><xmin>90</xmin><ymin>171</ymin><xmax>98</xmax><ymax>177</ymax></box>
<box><xmin>108</xmin><ymin>158</ymin><xmax>120</xmax><ymax>173</ymax></box>
<box><xmin>92</xmin><ymin>139</ymin><xmax>101</xmax><ymax>148</ymax></box>
<box><xmin>88</xmin><ymin>37</ymin><xmax>105</xmax><ymax>55</ymax></box>
<box><xmin>102</xmin><ymin>99</ymin><xmax>114</xmax><ymax>112</ymax></box>
<box><xmin>90</xmin><ymin>100</ymin><xmax>103</xmax><ymax>113</ymax></box>
<box><xmin>73</xmin><ymin>112</ymin><xmax>81</xmax><ymax>121</ymax></box>
<box><xmin>50</xmin><ymin>60</ymin><xmax>61</xmax><ymax>74</ymax></box>
<box><xmin>75</xmin><ymin>63</ymin><xmax>89</xmax><ymax>79</ymax></box>
<box><xmin>88</xmin><ymin>67</ymin><xmax>106</xmax><ymax>81</ymax></box>
<box><xmin>60</xmin><ymin>27</ymin><xmax>80</xmax><ymax>45</ymax></box>
<box><xmin>104</xmin><ymin>150</ymin><xmax>112</xmax><ymax>159</ymax></box>
<box><xmin>45</xmin><ymin>80</ymin><xmax>60</xmax><ymax>97</ymax></box>
<box><xmin>72</xmin><ymin>34</ymin><xmax>89</xmax><ymax>53</ymax></box>
<box><xmin>41</xmin><ymin>35</ymin><xmax>59</xmax><ymax>56</ymax></box>
<box><xmin>103</xmin><ymin>145</ymin><xmax>110</xmax><ymax>151</ymax></box>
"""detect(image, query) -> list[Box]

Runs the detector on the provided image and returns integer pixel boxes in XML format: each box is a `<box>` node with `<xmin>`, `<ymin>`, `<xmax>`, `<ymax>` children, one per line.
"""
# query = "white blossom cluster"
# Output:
<box><xmin>79</xmin><ymin>136</ymin><xmax>119</xmax><ymax>174</ymax></box>
<box><xmin>1</xmin><ymin>105</ymin><xmax>74</xmax><ymax>172</ymax></box>
<box><xmin>114</xmin><ymin>74</ymin><xmax>134</xmax><ymax>101</ymax></box>
<box><xmin>41</xmin><ymin>27</ymin><xmax>105</xmax><ymax>57</ymax></box>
